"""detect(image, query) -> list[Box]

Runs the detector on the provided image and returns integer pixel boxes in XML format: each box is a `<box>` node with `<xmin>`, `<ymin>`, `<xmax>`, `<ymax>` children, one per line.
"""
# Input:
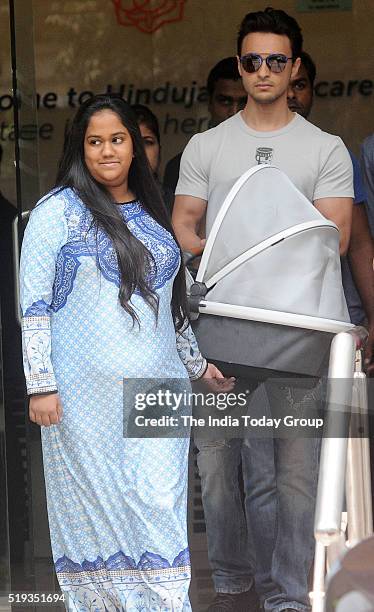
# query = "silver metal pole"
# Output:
<box><xmin>346</xmin><ymin>434</ymin><xmax>366</xmax><ymax>544</ymax></box>
<box><xmin>314</xmin><ymin>331</ymin><xmax>356</xmax><ymax>543</ymax></box>
<box><xmin>345</xmin><ymin>361</ymin><xmax>367</xmax><ymax>545</ymax></box>
<box><xmin>326</xmin><ymin>528</ymin><xmax>348</xmax><ymax>570</ymax></box>
<box><xmin>311</xmin><ymin>541</ymin><xmax>326</xmax><ymax>612</ymax></box>
<box><xmin>354</xmin><ymin>370</ymin><xmax>373</xmax><ymax>537</ymax></box>
<box><xmin>312</xmin><ymin>328</ymin><xmax>368</xmax><ymax>610</ymax></box>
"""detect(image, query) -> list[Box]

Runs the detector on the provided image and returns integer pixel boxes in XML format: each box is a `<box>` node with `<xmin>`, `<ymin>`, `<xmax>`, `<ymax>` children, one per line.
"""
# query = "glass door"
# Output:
<box><xmin>1</xmin><ymin>0</ymin><xmax>57</xmax><ymax>605</ymax></box>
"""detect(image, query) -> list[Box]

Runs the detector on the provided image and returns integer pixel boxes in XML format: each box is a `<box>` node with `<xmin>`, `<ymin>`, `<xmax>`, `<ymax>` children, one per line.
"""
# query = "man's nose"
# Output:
<box><xmin>287</xmin><ymin>85</ymin><xmax>296</xmax><ymax>100</ymax></box>
<box><xmin>257</xmin><ymin>59</ymin><xmax>270</xmax><ymax>78</ymax></box>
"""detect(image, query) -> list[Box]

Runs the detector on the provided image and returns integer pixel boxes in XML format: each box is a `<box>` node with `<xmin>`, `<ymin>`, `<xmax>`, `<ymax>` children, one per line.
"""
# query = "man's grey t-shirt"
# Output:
<box><xmin>176</xmin><ymin>112</ymin><xmax>353</xmax><ymax>228</ymax></box>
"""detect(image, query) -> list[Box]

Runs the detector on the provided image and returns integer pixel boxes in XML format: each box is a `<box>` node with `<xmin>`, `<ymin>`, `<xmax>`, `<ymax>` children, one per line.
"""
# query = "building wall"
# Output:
<box><xmin>0</xmin><ymin>0</ymin><xmax>373</xmax><ymax>201</ymax></box>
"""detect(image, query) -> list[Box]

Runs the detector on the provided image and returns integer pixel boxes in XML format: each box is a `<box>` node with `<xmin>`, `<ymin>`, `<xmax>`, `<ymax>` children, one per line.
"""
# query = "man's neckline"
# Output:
<box><xmin>236</xmin><ymin>111</ymin><xmax>301</xmax><ymax>138</ymax></box>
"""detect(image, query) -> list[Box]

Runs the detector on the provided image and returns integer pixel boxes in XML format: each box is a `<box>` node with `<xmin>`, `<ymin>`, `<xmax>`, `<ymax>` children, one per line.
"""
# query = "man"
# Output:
<box><xmin>361</xmin><ymin>134</ymin><xmax>374</xmax><ymax>237</ymax></box>
<box><xmin>287</xmin><ymin>50</ymin><xmax>315</xmax><ymax>118</ymax></box>
<box><xmin>288</xmin><ymin>51</ymin><xmax>374</xmax><ymax>373</ymax></box>
<box><xmin>173</xmin><ymin>7</ymin><xmax>353</xmax><ymax>612</ymax></box>
<box><xmin>163</xmin><ymin>57</ymin><xmax>247</xmax><ymax>194</ymax></box>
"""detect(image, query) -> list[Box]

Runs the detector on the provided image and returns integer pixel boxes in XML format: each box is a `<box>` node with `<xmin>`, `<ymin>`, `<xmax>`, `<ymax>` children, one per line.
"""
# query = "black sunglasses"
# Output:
<box><xmin>240</xmin><ymin>53</ymin><xmax>293</xmax><ymax>74</ymax></box>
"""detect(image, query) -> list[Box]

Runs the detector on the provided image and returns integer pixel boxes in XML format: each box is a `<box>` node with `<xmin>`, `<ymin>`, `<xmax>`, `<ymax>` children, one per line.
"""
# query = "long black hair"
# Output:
<box><xmin>56</xmin><ymin>94</ymin><xmax>188</xmax><ymax>330</ymax></box>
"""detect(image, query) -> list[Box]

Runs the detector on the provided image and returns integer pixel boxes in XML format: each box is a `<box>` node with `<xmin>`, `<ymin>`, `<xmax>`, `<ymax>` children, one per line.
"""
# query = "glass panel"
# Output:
<box><xmin>10</xmin><ymin>0</ymin><xmax>57</xmax><ymax>596</ymax></box>
<box><xmin>0</xmin><ymin>0</ymin><xmax>16</xmax><ymax>601</ymax></box>
<box><xmin>1</xmin><ymin>0</ymin><xmax>55</xmax><ymax>599</ymax></box>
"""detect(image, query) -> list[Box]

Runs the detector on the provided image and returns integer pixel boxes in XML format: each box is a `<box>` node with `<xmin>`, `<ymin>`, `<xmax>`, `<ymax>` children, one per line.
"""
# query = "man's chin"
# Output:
<box><xmin>251</xmin><ymin>93</ymin><xmax>281</xmax><ymax>105</ymax></box>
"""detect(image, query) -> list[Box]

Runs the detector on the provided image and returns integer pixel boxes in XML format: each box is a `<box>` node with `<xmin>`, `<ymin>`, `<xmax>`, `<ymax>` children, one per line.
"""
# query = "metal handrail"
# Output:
<box><xmin>311</xmin><ymin>327</ymin><xmax>372</xmax><ymax>612</ymax></box>
<box><xmin>346</xmin><ymin>368</ymin><xmax>373</xmax><ymax>544</ymax></box>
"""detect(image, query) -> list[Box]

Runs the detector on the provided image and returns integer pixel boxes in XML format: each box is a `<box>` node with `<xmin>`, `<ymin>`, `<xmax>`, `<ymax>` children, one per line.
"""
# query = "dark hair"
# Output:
<box><xmin>299</xmin><ymin>50</ymin><xmax>317</xmax><ymax>88</ymax></box>
<box><xmin>207</xmin><ymin>57</ymin><xmax>241</xmax><ymax>98</ymax></box>
<box><xmin>131</xmin><ymin>103</ymin><xmax>161</xmax><ymax>145</ymax></box>
<box><xmin>237</xmin><ymin>6</ymin><xmax>303</xmax><ymax>59</ymax></box>
<box><xmin>56</xmin><ymin>94</ymin><xmax>188</xmax><ymax>330</ymax></box>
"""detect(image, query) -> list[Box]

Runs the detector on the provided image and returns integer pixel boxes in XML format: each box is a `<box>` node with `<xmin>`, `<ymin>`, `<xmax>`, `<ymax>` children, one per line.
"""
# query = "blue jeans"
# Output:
<box><xmin>195</xmin><ymin>379</ymin><xmax>321</xmax><ymax>612</ymax></box>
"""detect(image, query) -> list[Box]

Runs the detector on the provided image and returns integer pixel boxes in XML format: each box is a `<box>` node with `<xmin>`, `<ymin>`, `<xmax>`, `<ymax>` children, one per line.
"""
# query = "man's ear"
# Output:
<box><xmin>291</xmin><ymin>56</ymin><xmax>301</xmax><ymax>79</ymax></box>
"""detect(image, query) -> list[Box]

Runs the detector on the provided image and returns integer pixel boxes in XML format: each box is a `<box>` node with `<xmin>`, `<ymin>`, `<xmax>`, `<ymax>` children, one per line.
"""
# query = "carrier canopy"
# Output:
<box><xmin>196</xmin><ymin>165</ymin><xmax>349</xmax><ymax>323</ymax></box>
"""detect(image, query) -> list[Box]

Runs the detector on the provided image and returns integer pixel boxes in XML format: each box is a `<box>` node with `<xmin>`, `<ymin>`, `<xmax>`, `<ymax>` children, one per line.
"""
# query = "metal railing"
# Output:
<box><xmin>190</xmin><ymin>293</ymin><xmax>371</xmax><ymax>610</ymax></box>
<box><xmin>311</xmin><ymin>327</ymin><xmax>372</xmax><ymax>612</ymax></box>
<box><xmin>189</xmin><ymin>292</ymin><xmax>371</xmax><ymax>610</ymax></box>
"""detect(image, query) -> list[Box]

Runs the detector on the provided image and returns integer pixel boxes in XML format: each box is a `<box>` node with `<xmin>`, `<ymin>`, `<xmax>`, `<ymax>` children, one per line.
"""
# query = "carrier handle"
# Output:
<box><xmin>204</xmin><ymin>220</ymin><xmax>337</xmax><ymax>289</ymax></box>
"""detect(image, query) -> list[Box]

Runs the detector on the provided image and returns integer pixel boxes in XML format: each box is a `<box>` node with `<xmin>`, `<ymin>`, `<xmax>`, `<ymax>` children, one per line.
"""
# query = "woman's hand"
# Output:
<box><xmin>201</xmin><ymin>363</ymin><xmax>236</xmax><ymax>392</ymax></box>
<box><xmin>29</xmin><ymin>393</ymin><xmax>63</xmax><ymax>427</ymax></box>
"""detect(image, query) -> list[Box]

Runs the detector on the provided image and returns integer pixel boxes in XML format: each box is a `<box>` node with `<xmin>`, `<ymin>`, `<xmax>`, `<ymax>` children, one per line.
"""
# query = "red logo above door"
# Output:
<box><xmin>112</xmin><ymin>0</ymin><xmax>186</xmax><ymax>34</ymax></box>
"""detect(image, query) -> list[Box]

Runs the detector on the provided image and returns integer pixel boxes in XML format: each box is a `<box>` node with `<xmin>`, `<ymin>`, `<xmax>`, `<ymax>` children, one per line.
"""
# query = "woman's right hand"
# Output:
<box><xmin>29</xmin><ymin>393</ymin><xmax>63</xmax><ymax>427</ymax></box>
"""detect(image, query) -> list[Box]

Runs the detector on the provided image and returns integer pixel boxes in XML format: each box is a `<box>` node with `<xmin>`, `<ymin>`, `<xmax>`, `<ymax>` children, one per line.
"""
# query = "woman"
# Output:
<box><xmin>132</xmin><ymin>103</ymin><xmax>174</xmax><ymax>213</ymax></box>
<box><xmin>20</xmin><ymin>95</ymin><xmax>222</xmax><ymax>611</ymax></box>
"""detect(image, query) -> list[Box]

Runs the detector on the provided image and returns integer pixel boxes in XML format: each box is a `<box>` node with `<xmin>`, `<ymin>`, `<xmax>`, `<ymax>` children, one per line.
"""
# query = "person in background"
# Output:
<box><xmin>361</xmin><ymin>134</ymin><xmax>374</xmax><ymax>244</ymax></box>
<box><xmin>132</xmin><ymin>103</ymin><xmax>174</xmax><ymax>212</ymax></box>
<box><xmin>163</xmin><ymin>57</ymin><xmax>247</xmax><ymax>195</ymax></box>
<box><xmin>288</xmin><ymin>51</ymin><xmax>374</xmax><ymax>373</ymax></box>
<box><xmin>286</xmin><ymin>50</ymin><xmax>315</xmax><ymax>118</ymax></box>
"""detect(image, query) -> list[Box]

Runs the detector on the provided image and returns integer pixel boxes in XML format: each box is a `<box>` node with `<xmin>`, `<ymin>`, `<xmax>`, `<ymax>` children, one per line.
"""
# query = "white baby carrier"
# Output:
<box><xmin>189</xmin><ymin>164</ymin><xmax>353</xmax><ymax>377</ymax></box>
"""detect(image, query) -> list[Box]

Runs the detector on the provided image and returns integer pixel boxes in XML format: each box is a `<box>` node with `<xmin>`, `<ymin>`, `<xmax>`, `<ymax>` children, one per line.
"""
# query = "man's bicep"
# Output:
<box><xmin>314</xmin><ymin>196</ymin><xmax>353</xmax><ymax>255</ymax></box>
<box><xmin>172</xmin><ymin>195</ymin><xmax>207</xmax><ymax>227</ymax></box>
<box><xmin>314</xmin><ymin>196</ymin><xmax>353</xmax><ymax>225</ymax></box>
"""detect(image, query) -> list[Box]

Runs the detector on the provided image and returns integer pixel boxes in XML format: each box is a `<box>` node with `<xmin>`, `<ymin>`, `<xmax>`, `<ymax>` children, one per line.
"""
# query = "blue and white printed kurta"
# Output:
<box><xmin>20</xmin><ymin>188</ymin><xmax>207</xmax><ymax>612</ymax></box>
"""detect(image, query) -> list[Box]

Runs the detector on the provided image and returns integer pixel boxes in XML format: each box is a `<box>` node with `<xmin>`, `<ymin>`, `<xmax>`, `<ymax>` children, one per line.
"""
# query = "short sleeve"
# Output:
<box><xmin>313</xmin><ymin>136</ymin><xmax>354</xmax><ymax>201</ymax></box>
<box><xmin>361</xmin><ymin>136</ymin><xmax>374</xmax><ymax>199</ymax></box>
<box><xmin>175</xmin><ymin>134</ymin><xmax>210</xmax><ymax>201</ymax></box>
<box><xmin>348</xmin><ymin>151</ymin><xmax>367</xmax><ymax>204</ymax></box>
<box><xmin>361</xmin><ymin>135</ymin><xmax>374</xmax><ymax>235</ymax></box>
